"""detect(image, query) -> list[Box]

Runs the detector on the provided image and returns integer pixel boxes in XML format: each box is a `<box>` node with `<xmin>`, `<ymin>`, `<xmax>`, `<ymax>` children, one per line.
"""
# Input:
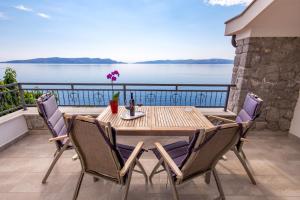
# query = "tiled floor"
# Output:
<box><xmin>0</xmin><ymin>130</ymin><xmax>300</xmax><ymax>200</ymax></box>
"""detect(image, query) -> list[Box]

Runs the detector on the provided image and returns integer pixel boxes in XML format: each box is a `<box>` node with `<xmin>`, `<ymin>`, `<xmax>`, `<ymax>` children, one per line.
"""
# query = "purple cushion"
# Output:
<box><xmin>37</xmin><ymin>94</ymin><xmax>67</xmax><ymax>141</ymax></box>
<box><xmin>117</xmin><ymin>143</ymin><xmax>143</xmax><ymax>164</ymax></box>
<box><xmin>236</xmin><ymin>93</ymin><xmax>263</xmax><ymax>123</ymax></box>
<box><xmin>42</xmin><ymin>95</ymin><xmax>58</xmax><ymax>118</ymax></box>
<box><xmin>152</xmin><ymin>141</ymin><xmax>189</xmax><ymax>168</ymax></box>
<box><xmin>236</xmin><ymin>109</ymin><xmax>252</xmax><ymax>123</ymax></box>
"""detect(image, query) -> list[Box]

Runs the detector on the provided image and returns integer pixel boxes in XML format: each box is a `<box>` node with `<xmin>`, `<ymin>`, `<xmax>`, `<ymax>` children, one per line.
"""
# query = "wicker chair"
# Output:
<box><xmin>207</xmin><ymin>92</ymin><xmax>263</xmax><ymax>184</ymax></box>
<box><xmin>150</xmin><ymin>123</ymin><xmax>243</xmax><ymax>200</ymax></box>
<box><xmin>66</xmin><ymin>115</ymin><xmax>147</xmax><ymax>200</ymax></box>
<box><xmin>37</xmin><ymin>93</ymin><xmax>72</xmax><ymax>184</ymax></box>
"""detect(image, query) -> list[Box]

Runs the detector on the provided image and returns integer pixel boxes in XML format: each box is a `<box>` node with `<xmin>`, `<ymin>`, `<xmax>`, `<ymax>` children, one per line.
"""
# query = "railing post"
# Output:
<box><xmin>224</xmin><ymin>86</ymin><xmax>231</xmax><ymax>112</ymax></box>
<box><xmin>18</xmin><ymin>83</ymin><xmax>27</xmax><ymax>111</ymax></box>
<box><xmin>123</xmin><ymin>85</ymin><xmax>127</xmax><ymax>105</ymax></box>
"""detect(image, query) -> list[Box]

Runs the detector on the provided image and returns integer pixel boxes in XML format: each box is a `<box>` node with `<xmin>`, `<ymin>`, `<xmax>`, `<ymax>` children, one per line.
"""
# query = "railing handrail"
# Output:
<box><xmin>0</xmin><ymin>82</ymin><xmax>18</xmax><ymax>89</ymax></box>
<box><xmin>19</xmin><ymin>82</ymin><xmax>236</xmax><ymax>87</ymax></box>
<box><xmin>1</xmin><ymin>82</ymin><xmax>235</xmax><ymax>117</ymax></box>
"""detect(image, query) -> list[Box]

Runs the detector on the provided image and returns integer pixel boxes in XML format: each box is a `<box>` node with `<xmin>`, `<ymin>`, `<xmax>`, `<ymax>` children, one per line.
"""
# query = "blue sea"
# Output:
<box><xmin>0</xmin><ymin>64</ymin><xmax>233</xmax><ymax>107</ymax></box>
<box><xmin>0</xmin><ymin>64</ymin><xmax>233</xmax><ymax>84</ymax></box>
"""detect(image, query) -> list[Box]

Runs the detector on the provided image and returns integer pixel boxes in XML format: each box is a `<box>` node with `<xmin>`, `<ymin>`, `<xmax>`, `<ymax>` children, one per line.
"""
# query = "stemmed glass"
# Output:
<box><xmin>125</xmin><ymin>102</ymin><xmax>130</xmax><ymax>111</ymax></box>
<box><xmin>137</xmin><ymin>103</ymin><xmax>143</xmax><ymax>112</ymax></box>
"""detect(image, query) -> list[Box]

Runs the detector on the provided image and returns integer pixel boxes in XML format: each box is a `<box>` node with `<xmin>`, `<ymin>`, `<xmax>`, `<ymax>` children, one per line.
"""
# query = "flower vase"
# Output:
<box><xmin>110</xmin><ymin>100</ymin><xmax>118</xmax><ymax>114</ymax></box>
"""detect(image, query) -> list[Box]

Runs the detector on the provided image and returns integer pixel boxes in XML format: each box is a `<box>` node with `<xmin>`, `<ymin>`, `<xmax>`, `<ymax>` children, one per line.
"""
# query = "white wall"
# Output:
<box><xmin>290</xmin><ymin>90</ymin><xmax>300</xmax><ymax>138</ymax></box>
<box><xmin>226</xmin><ymin>0</ymin><xmax>300</xmax><ymax>40</ymax></box>
<box><xmin>0</xmin><ymin>115</ymin><xmax>28</xmax><ymax>148</ymax></box>
<box><xmin>248</xmin><ymin>0</ymin><xmax>300</xmax><ymax>38</ymax></box>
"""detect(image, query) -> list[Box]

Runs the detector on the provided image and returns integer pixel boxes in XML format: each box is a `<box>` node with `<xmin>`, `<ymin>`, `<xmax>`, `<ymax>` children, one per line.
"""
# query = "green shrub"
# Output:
<box><xmin>1</xmin><ymin>67</ymin><xmax>46</xmax><ymax>115</ymax></box>
<box><xmin>24</xmin><ymin>89</ymin><xmax>43</xmax><ymax>104</ymax></box>
<box><xmin>3</xmin><ymin>67</ymin><xmax>17</xmax><ymax>85</ymax></box>
<box><xmin>0</xmin><ymin>67</ymin><xmax>20</xmax><ymax>115</ymax></box>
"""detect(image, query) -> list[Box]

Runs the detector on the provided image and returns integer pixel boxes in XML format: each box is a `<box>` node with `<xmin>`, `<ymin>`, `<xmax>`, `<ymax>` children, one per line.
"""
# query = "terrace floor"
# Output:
<box><xmin>0</xmin><ymin>130</ymin><xmax>300</xmax><ymax>200</ymax></box>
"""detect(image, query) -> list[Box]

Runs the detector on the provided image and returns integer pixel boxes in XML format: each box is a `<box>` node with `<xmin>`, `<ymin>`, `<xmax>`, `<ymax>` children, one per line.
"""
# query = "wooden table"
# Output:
<box><xmin>97</xmin><ymin>106</ymin><xmax>214</xmax><ymax>136</ymax></box>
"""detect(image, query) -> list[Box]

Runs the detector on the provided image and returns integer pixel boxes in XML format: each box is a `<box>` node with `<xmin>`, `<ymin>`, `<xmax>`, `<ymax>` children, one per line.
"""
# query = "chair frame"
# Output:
<box><xmin>42</xmin><ymin>134</ymin><xmax>70</xmax><ymax>184</ymax></box>
<box><xmin>37</xmin><ymin>93</ymin><xmax>72</xmax><ymax>184</ymax></box>
<box><xmin>150</xmin><ymin>123</ymin><xmax>242</xmax><ymax>200</ymax></box>
<box><xmin>206</xmin><ymin>92</ymin><xmax>263</xmax><ymax>185</ymax></box>
<box><xmin>207</xmin><ymin>115</ymin><xmax>257</xmax><ymax>185</ymax></box>
<box><xmin>67</xmin><ymin>115</ymin><xmax>147</xmax><ymax>200</ymax></box>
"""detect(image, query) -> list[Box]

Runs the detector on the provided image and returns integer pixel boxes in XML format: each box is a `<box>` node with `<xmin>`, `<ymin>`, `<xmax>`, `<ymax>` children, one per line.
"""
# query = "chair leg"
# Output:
<box><xmin>149</xmin><ymin>158</ymin><xmax>163</xmax><ymax>182</ymax></box>
<box><xmin>53</xmin><ymin>149</ymin><xmax>59</xmax><ymax>157</ymax></box>
<box><xmin>123</xmin><ymin>165</ymin><xmax>134</xmax><ymax>200</ymax></box>
<box><xmin>164</xmin><ymin>161</ymin><xmax>179</xmax><ymax>200</ymax></box>
<box><xmin>205</xmin><ymin>171</ymin><xmax>211</xmax><ymax>184</ymax></box>
<box><xmin>233</xmin><ymin>149</ymin><xmax>256</xmax><ymax>185</ymax></box>
<box><xmin>240</xmin><ymin>149</ymin><xmax>247</xmax><ymax>160</ymax></box>
<box><xmin>42</xmin><ymin>142</ymin><xmax>69</xmax><ymax>184</ymax></box>
<box><xmin>73</xmin><ymin>171</ymin><xmax>85</xmax><ymax>200</ymax></box>
<box><xmin>136</xmin><ymin>159</ymin><xmax>148</xmax><ymax>184</ymax></box>
<box><xmin>212</xmin><ymin>168</ymin><xmax>225</xmax><ymax>200</ymax></box>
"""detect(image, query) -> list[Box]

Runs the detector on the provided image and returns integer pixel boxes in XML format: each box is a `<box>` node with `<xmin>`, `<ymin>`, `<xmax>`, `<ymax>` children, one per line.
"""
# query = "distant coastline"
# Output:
<box><xmin>1</xmin><ymin>57</ymin><xmax>124</xmax><ymax>64</ymax></box>
<box><xmin>1</xmin><ymin>57</ymin><xmax>233</xmax><ymax>64</ymax></box>
<box><xmin>135</xmin><ymin>59</ymin><xmax>233</xmax><ymax>64</ymax></box>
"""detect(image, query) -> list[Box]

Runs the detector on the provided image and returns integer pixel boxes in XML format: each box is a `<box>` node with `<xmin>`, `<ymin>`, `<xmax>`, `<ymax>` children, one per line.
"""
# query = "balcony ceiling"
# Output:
<box><xmin>225</xmin><ymin>0</ymin><xmax>300</xmax><ymax>39</ymax></box>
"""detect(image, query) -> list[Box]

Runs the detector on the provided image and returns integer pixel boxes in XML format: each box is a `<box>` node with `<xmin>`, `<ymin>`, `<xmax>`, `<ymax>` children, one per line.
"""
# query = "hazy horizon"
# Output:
<box><xmin>0</xmin><ymin>56</ymin><xmax>233</xmax><ymax>64</ymax></box>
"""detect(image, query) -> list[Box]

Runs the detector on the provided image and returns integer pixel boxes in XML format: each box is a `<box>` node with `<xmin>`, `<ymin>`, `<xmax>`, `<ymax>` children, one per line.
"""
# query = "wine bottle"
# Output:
<box><xmin>129</xmin><ymin>92</ymin><xmax>135</xmax><ymax>116</ymax></box>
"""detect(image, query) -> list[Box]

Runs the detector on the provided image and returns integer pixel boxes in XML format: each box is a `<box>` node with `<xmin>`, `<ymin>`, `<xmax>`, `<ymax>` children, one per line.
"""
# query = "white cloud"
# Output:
<box><xmin>15</xmin><ymin>5</ymin><xmax>33</xmax><ymax>12</ymax></box>
<box><xmin>37</xmin><ymin>12</ymin><xmax>50</xmax><ymax>19</ymax></box>
<box><xmin>204</xmin><ymin>0</ymin><xmax>252</xmax><ymax>6</ymax></box>
<box><xmin>14</xmin><ymin>5</ymin><xmax>51</xmax><ymax>19</ymax></box>
<box><xmin>0</xmin><ymin>12</ymin><xmax>7</xmax><ymax>20</ymax></box>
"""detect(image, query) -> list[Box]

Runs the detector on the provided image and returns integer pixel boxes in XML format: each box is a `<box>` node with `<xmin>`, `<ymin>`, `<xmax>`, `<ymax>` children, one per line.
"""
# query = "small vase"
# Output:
<box><xmin>110</xmin><ymin>100</ymin><xmax>118</xmax><ymax>114</ymax></box>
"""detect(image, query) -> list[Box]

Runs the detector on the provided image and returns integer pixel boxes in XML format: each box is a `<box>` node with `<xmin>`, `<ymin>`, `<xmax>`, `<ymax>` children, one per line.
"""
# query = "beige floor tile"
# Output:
<box><xmin>0</xmin><ymin>131</ymin><xmax>299</xmax><ymax>200</ymax></box>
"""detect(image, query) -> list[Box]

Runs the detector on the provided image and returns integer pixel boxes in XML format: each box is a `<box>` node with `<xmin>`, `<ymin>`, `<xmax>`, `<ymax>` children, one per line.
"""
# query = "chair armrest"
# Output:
<box><xmin>207</xmin><ymin>115</ymin><xmax>235</xmax><ymax>123</ymax></box>
<box><xmin>240</xmin><ymin>138</ymin><xmax>250</xmax><ymax>142</ymax></box>
<box><xmin>72</xmin><ymin>154</ymin><xmax>79</xmax><ymax>161</ymax></box>
<box><xmin>154</xmin><ymin>142</ymin><xmax>183</xmax><ymax>179</ymax></box>
<box><xmin>84</xmin><ymin>115</ymin><xmax>94</xmax><ymax>118</ymax></box>
<box><xmin>120</xmin><ymin>141</ymin><xmax>144</xmax><ymax>177</ymax></box>
<box><xmin>49</xmin><ymin>135</ymin><xmax>68</xmax><ymax>142</ymax></box>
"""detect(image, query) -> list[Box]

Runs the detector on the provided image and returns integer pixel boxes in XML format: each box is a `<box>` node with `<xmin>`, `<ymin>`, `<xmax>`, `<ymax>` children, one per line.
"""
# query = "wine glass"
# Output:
<box><xmin>125</xmin><ymin>101</ymin><xmax>130</xmax><ymax>112</ymax></box>
<box><xmin>137</xmin><ymin>103</ymin><xmax>143</xmax><ymax>112</ymax></box>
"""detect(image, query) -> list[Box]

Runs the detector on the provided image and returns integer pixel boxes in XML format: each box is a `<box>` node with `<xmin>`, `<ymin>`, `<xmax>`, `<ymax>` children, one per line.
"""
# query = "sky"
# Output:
<box><xmin>0</xmin><ymin>0</ymin><xmax>252</xmax><ymax>62</ymax></box>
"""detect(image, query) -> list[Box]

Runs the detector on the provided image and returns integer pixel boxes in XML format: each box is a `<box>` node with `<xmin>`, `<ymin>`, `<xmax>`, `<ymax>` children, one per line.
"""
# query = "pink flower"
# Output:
<box><xmin>106</xmin><ymin>73</ymin><xmax>112</xmax><ymax>79</ymax></box>
<box><xmin>106</xmin><ymin>70</ymin><xmax>120</xmax><ymax>82</ymax></box>
<box><xmin>112</xmin><ymin>70</ymin><xmax>120</xmax><ymax>77</ymax></box>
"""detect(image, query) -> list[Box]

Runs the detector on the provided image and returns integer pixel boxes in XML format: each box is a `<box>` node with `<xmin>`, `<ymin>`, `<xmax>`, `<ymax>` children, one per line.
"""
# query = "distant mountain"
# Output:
<box><xmin>135</xmin><ymin>59</ymin><xmax>233</xmax><ymax>64</ymax></box>
<box><xmin>1</xmin><ymin>57</ymin><xmax>125</xmax><ymax>64</ymax></box>
<box><xmin>1</xmin><ymin>57</ymin><xmax>233</xmax><ymax>64</ymax></box>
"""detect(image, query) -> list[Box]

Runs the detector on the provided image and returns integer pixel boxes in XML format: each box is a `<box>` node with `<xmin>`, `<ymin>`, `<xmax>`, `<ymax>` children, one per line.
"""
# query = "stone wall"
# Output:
<box><xmin>24</xmin><ymin>115</ymin><xmax>48</xmax><ymax>134</ymax></box>
<box><xmin>228</xmin><ymin>37</ymin><xmax>300</xmax><ymax>131</ymax></box>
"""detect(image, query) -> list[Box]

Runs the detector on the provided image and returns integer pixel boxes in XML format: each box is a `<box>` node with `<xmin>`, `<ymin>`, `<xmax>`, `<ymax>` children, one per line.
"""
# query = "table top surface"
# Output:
<box><xmin>97</xmin><ymin>106</ymin><xmax>214</xmax><ymax>136</ymax></box>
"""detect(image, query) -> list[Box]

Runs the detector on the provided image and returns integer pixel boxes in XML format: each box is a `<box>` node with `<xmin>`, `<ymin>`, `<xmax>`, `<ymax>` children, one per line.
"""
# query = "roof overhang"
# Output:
<box><xmin>225</xmin><ymin>0</ymin><xmax>274</xmax><ymax>36</ymax></box>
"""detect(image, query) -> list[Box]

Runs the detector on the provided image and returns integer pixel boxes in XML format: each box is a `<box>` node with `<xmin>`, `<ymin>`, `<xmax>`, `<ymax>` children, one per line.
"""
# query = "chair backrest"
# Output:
<box><xmin>180</xmin><ymin>123</ymin><xmax>242</xmax><ymax>182</ymax></box>
<box><xmin>236</xmin><ymin>93</ymin><xmax>263</xmax><ymax>123</ymax></box>
<box><xmin>67</xmin><ymin>115</ymin><xmax>124</xmax><ymax>183</ymax></box>
<box><xmin>37</xmin><ymin>93</ymin><xmax>67</xmax><ymax>149</ymax></box>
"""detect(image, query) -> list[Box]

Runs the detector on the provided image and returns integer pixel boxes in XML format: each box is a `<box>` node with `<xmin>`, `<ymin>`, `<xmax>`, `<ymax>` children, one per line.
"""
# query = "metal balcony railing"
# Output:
<box><xmin>0</xmin><ymin>82</ymin><xmax>235</xmax><ymax>116</ymax></box>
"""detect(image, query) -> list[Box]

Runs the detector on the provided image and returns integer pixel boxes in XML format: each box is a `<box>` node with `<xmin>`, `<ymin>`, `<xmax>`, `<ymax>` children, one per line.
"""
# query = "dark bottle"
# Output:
<box><xmin>129</xmin><ymin>92</ymin><xmax>135</xmax><ymax>116</ymax></box>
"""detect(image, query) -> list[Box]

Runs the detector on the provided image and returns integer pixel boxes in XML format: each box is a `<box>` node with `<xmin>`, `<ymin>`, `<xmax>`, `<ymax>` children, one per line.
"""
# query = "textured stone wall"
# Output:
<box><xmin>24</xmin><ymin>115</ymin><xmax>48</xmax><ymax>130</ymax></box>
<box><xmin>228</xmin><ymin>37</ymin><xmax>300</xmax><ymax>131</ymax></box>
